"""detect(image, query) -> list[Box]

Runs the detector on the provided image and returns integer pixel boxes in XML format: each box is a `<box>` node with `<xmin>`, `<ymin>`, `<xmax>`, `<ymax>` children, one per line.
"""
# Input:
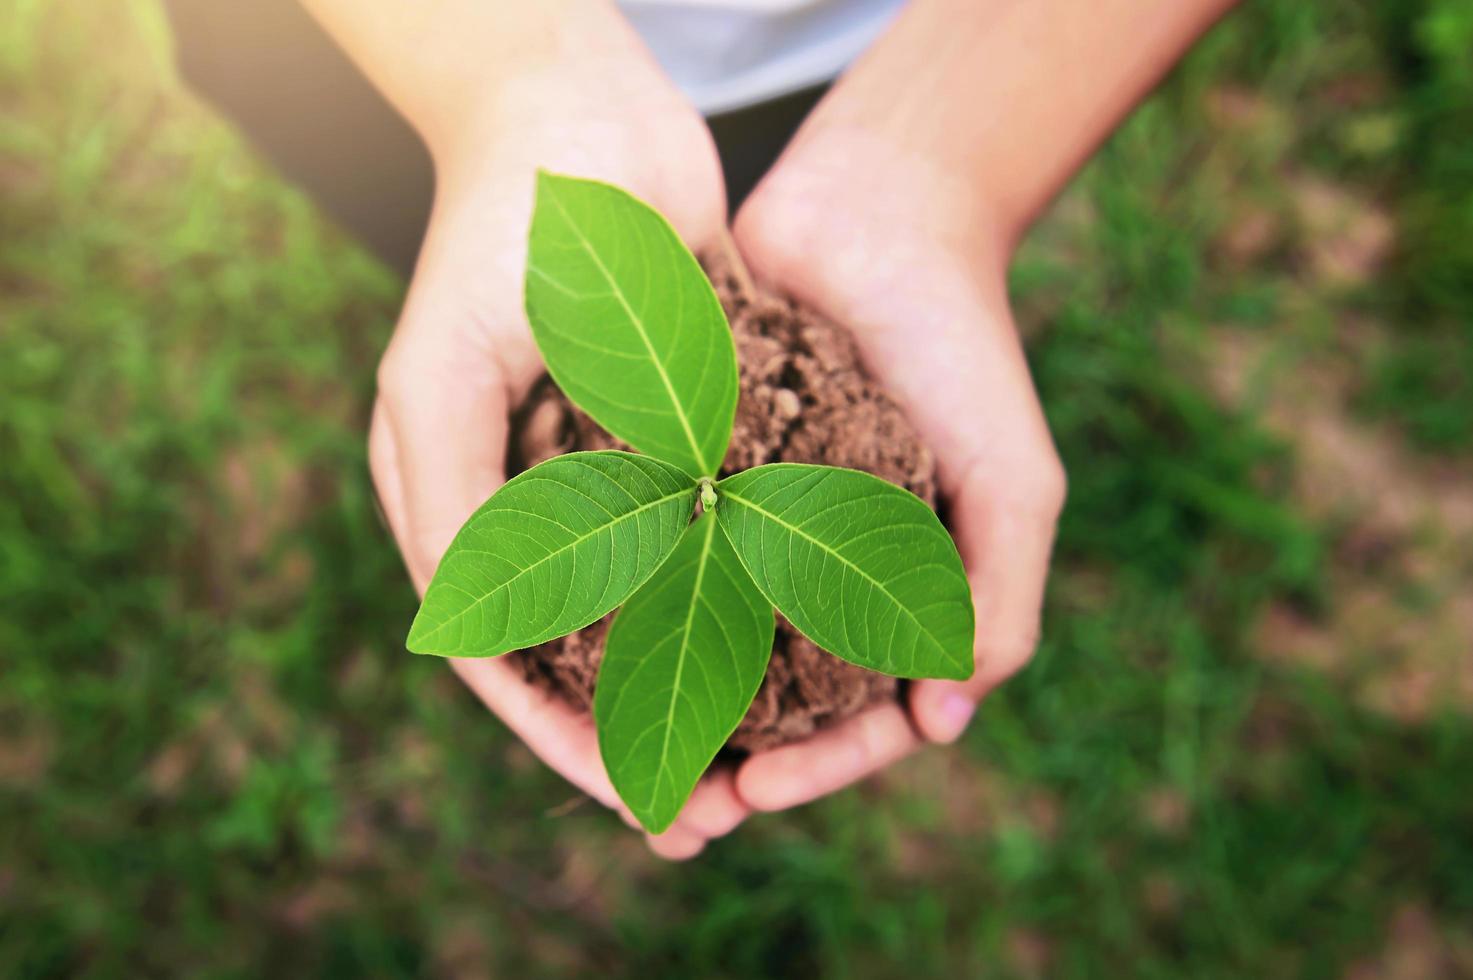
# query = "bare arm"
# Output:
<box><xmin>297</xmin><ymin>2</ymin><xmax>638</xmax><ymax>156</ymax></box>
<box><xmin>810</xmin><ymin>0</ymin><xmax>1239</xmax><ymax>248</ymax></box>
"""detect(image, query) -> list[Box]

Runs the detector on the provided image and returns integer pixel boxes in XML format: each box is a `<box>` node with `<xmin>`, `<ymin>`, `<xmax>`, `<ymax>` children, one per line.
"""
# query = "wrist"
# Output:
<box><xmin>429</xmin><ymin>81</ymin><xmax>724</xmax><ymax>253</ymax></box>
<box><xmin>736</xmin><ymin>130</ymin><xmax>1012</xmax><ymax>314</ymax></box>
<box><xmin>416</xmin><ymin>18</ymin><xmax>680</xmax><ymax>167</ymax></box>
<box><xmin>305</xmin><ymin>1</ymin><xmax>695</xmax><ymax>182</ymax></box>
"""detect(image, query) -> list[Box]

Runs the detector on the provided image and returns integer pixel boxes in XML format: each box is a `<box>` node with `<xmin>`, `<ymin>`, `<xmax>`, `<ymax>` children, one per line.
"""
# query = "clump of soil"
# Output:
<box><xmin>507</xmin><ymin>258</ymin><xmax>938</xmax><ymax>752</ymax></box>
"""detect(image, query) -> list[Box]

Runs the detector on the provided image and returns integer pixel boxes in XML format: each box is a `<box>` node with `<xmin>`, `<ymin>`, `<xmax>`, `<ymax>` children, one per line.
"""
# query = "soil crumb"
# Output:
<box><xmin>507</xmin><ymin>257</ymin><xmax>938</xmax><ymax>752</ymax></box>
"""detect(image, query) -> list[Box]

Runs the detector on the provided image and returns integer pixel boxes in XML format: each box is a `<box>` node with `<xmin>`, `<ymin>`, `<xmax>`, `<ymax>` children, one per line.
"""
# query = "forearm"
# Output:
<box><xmin>297</xmin><ymin>0</ymin><xmax>668</xmax><ymax>163</ymax></box>
<box><xmin>781</xmin><ymin>0</ymin><xmax>1237</xmax><ymax>253</ymax></box>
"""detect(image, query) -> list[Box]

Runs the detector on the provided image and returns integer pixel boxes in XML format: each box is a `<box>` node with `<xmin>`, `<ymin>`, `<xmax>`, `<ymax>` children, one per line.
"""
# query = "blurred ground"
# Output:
<box><xmin>2</xmin><ymin>1</ymin><xmax>1471</xmax><ymax>977</ymax></box>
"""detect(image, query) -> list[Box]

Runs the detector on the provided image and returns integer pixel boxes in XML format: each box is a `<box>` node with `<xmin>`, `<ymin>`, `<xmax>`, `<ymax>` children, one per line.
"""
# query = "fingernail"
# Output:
<box><xmin>939</xmin><ymin>693</ymin><xmax>976</xmax><ymax>741</ymax></box>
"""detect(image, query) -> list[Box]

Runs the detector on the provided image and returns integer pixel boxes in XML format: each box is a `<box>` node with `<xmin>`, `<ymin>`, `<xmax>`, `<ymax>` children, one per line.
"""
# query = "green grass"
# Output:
<box><xmin>3</xmin><ymin>0</ymin><xmax>1472</xmax><ymax>976</ymax></box>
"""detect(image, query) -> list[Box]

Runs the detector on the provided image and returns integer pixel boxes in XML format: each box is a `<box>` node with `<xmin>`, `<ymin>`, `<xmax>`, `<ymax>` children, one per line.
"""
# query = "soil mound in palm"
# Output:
<box><xmin>507</xmin><ymin>259</ymin><xmax>937</xmax><ymax>752</ymax></box>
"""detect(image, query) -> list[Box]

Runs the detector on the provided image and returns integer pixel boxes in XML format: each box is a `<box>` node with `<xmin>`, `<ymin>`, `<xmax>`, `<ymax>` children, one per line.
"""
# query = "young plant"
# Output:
<box><xmin>407</xmin><ymin>171</ymin><xmax>975</xmax><ymax>833</ymax></box>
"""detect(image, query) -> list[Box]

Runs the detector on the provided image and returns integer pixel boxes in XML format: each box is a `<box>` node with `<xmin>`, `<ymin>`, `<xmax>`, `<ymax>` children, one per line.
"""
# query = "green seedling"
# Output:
<box><xmin>408</xmin><ymin>171</ymin><xmax>975</xmax><ymax>832</ymax></box>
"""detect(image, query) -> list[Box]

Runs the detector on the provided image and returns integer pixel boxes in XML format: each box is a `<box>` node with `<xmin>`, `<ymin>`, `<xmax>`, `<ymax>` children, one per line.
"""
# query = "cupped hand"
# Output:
<box><xmin>729</xmin><ymin>136</ymin><xmax>1067</xmax><ymax>813</ymax></box>
<box><xmin>367</xmin><ymin>54</ymin><xmax>746</xmax><ymax>859</ymax></box>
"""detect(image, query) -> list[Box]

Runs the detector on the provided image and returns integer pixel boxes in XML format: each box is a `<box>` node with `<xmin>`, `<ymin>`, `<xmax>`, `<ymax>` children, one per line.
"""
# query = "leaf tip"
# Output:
<box><xmin>534</xmin><ymin>167</ymin><xmax>577</xmax><ymax>197</ymax></box>
<box><xmin>532</xmin><ymin>168</ymin><xmax>569</xmax><ymax>211</ymax></box>
<box><xmin>946</xmin><ymin>652</ymin><xmax>977</xmax><ymax>681</ymax></box>
<box><xmin>625</xmin><ymin>801</ymin><xmax>676</xmax><ymax>836</ymax></box>
<box><xmin>644</xmin><ymin>815</ymin><xmax>677</xmax><ymax>836</ymax></box>
<box><xmin>403</xmin><ymin>613</ymin><xmax>435</xmax><ymax>656</ymax></box>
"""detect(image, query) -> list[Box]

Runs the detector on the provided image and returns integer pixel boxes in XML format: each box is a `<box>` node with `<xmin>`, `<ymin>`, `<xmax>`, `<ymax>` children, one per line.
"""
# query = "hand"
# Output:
<box><xmin>715</xmin><ymin>0</ymin><xmax>1225</xmax><ymax>820</ymax></box>
<box><xmin>728</xmin><ymin>133</ymin><xmax>1067</xmax><ymax>813</ymax></box>
<box><xmin>366</xmin><ymin>40</ymin><xmax>748</xmax><ymax>859</ymax></box>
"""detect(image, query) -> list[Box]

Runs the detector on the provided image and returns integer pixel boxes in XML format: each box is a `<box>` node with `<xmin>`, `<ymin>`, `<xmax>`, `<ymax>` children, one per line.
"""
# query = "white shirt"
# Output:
<box><xmin>619</xmin><ymin>0</ymin><xmax>906</xmax><ymax>114</ymax></box>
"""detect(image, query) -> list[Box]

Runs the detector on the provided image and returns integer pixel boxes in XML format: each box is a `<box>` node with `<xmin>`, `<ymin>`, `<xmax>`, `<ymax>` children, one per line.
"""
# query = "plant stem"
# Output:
<box><xmin>714</xmin><ymin>227</ymin><xmax>755</xmax><ymax>305</ymax></box>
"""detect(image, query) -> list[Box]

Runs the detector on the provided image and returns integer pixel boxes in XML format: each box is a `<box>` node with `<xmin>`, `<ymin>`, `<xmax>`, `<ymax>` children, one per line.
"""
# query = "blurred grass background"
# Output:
<box><xmin>3</xmin><ymin>0</ymin><xmax>1472</xmax><ymax>976</ymax></box>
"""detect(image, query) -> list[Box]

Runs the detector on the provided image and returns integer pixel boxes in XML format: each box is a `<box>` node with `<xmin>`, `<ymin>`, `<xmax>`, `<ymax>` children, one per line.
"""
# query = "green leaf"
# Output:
<box><xmin>407</xmin><ymin>451</ymin><xmax>697</xmax><ymax>658</ymax></box>
<box><xmin>716</xmin><ymin>464</ymin><xmax>975</xmax><ymax>680</ymax></box>
<box><xmin>595</xmin><ymin>511</ymin><xmax>773</xmax><ymax>834</ymax></box>
<box><xmin>525</xmin><ymin>171</ymin><xmax>738</xmax><ymax>478</ymax></box>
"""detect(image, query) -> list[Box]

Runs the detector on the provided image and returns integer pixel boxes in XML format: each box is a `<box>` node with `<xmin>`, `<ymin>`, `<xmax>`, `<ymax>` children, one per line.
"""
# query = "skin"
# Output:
<box><xmin>303</xmin><ymin>0</ymin><xmax>1235</xmax><ymax>858</ymax></box>
<box><xmin>730</xmin><ymin>0</ymin><xmax>1239</xmax><ymax>813</ymax></box>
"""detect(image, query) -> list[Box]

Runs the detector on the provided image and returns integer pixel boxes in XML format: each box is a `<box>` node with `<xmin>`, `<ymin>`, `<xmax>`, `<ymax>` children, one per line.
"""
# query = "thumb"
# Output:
<box><xmin>910</xmin><ymin>450</ymin><xmax>1064</xmax><ymax>743</ymax></box>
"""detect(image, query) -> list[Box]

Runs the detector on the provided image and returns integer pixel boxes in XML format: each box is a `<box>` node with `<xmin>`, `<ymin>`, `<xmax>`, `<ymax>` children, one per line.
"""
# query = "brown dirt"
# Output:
<box><xmin>505</xmin><ymin>257</ymin><xmax>939</xmax><ymax>752</ymax></box>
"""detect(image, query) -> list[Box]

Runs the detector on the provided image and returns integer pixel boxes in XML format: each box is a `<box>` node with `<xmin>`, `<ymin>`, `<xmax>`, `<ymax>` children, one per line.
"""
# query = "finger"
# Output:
<box><xmin>645</xmin><ymin>826</ymin><xmax>706</xmax><ymax>861</ymax></box>
<box><xmin>909</xmin><ymin>448</ymin><xmax>1063</xmax><ymax>743</ymax></box>
<box><xmin>376</xmin><ymin>325</ymin><xmax>511</xmax><ymax>591</ymax></box>
<box><xmin>377</xmin><ymin>320</ymin><xmax>655</xmax><ymax>835</ymax></box>
<box><xmin>663</xmin><ymin>768</ymin><xmax>749</xmax><ymax>840</ymax></box>
<box><xmin>834</xmin><ymin>292</ymin><xmax>1064</xmax><ymax>745</ymax></box>
<box><xmin>368</xmin><ymin>399</ymin><xmax>416</xmax><ymax>578</ymax></box>
<box><xmin>734</xmin><ymin>703</ymin><xmax>919</xmax><ymax>812</ymax></box>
